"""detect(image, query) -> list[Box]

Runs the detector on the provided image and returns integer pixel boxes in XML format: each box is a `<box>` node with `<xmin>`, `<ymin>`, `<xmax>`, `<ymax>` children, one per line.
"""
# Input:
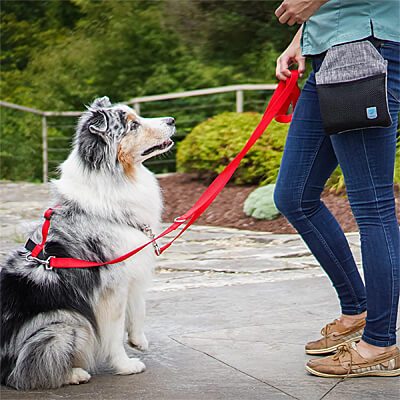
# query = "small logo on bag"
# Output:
<box><xmin>366</xmin><ymin>107</ymin><xmax>378</xmax><ymax>119</ymax></box>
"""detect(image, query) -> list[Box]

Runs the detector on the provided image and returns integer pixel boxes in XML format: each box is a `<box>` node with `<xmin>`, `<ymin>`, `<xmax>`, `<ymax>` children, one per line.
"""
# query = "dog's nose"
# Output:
<box><xmin>166</xmin><ymin>117</ymin><xmax>175</xmax><ymax>126</ymax></box>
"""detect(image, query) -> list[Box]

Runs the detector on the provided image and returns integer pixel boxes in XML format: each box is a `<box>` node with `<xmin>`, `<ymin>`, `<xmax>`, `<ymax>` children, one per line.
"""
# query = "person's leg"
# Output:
<box><xmin>330</xmin><ymin>40</ymin><xmax>400</xmax><ymax>355</ymax></box>
<box><xmin>274</xmin><ymin>60</ymin><xmax>367</xmax><ymax>318</ymax></box>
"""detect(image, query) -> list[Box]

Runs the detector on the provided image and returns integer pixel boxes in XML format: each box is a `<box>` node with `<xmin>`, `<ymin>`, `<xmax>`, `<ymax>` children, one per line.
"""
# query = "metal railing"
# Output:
<box><xmin>126</xmin><ymin>84</ymin><xmax>277</xmax><ymax>114</ymax></box>
<box><xmin>0</xmin><ymin>83</ymin><xmax>277</xmax><ymax>182</ymax></box>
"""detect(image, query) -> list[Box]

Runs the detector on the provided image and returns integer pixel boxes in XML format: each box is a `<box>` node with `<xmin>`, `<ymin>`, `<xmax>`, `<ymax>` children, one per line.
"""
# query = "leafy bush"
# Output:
<box><xmin>176</xmin><ymin>112</ymin><xmax>289</xmax><ymax>185</ymax></box>
<box><xmin>243</xmin><ymin>184</ymin><xmax>280</xmax><ymax>220</ymax></box>
<box><xmin>0</xmin><ymin>1</ymin><xmax>293</xmax><ymax>181</ymax></box>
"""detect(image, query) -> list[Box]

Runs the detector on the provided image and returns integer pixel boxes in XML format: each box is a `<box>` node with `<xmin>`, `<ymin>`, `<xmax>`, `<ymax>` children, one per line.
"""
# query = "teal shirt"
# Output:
<box><xmin>301</xmin><ymin>0</ymin><xmax>400</xmax><ymax>56</ymax></box>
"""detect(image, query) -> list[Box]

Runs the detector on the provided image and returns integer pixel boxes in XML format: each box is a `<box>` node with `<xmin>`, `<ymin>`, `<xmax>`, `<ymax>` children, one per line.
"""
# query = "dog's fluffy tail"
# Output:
<box><xmin>5</xmin><ymin>322</ymin><xmax>92</xmax><ymax>390</ymax></box>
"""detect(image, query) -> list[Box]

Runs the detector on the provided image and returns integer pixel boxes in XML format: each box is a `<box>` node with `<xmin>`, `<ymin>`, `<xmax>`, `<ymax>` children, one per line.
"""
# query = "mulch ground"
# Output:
<box><xmin>159</xmin><ymin>173</ymin><xmax>400</xmax><ymax>234</ymax></box>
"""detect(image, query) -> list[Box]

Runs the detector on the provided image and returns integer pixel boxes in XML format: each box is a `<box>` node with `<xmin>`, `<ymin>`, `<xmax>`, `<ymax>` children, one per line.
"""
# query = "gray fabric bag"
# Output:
<box><xmin>315</xmin><ymin>40</ymin><xmax>392</xmax><ymax>135</ymax></box>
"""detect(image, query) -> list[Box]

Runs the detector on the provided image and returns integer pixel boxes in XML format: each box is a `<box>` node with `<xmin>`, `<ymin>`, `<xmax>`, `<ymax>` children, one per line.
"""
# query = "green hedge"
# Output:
<box><xmin>176</xmin><ymin>112</ymin><xmax>289</xmax><ymax>185</ymax></box>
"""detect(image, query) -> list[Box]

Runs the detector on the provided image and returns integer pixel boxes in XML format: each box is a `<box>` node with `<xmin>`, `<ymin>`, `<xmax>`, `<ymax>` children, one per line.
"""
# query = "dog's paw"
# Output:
<box><xmin>68</xmin><ymin>368</ymin><xmax>91</xmax><ymax>385</ymax></box>
<box><xmin>115</xmin><ymin>358</ymin><xmax>146</xmax><ymax>375</ymax></box>
<box><xmin>129</xmin><ymin>333</ymin><xmax>149</xmax><ymax>351</ymax></box>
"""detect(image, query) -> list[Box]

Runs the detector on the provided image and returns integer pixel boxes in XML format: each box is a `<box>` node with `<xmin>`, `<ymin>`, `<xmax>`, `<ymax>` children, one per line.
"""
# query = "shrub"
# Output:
<box><xmin>176</xmin><ymin>112</ymin><xmax>289</xmax><ymax>185</ymax></box>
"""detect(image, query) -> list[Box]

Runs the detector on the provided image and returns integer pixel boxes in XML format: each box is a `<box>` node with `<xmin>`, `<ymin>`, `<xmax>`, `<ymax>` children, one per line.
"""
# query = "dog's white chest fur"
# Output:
<box><xmin>54</xmin><ymin>150</ymin><xmax>163</xmax><ymax>232</ymax></box>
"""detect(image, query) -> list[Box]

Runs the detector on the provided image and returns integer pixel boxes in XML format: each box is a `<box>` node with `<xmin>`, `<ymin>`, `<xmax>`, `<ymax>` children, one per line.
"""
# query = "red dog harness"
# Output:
<box><xmin>25</xmin><ymin>71</ymin><xmax>300</xmax><ymax>269</ymax></box>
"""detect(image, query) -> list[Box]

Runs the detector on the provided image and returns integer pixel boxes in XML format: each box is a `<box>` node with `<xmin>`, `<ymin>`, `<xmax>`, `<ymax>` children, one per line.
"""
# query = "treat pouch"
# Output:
<box><xmin>315</xmin><ymin>41</ymin><xmax>392</xmax><ymax>136</ymax></box>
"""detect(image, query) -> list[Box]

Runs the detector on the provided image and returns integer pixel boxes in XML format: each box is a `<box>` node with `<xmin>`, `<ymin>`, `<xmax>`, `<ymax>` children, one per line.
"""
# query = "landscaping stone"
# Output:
<box><xmin>243</xmin><ymin>184</ymin><xmax>281</xmax><ymax>220</ymax></box>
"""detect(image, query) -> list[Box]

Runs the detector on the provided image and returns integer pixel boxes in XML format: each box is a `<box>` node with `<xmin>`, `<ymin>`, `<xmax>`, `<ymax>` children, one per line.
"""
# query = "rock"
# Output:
<box><xmin>243</xmin><ymin>184</ymin><xmax>280</xmax><ymax>220</ymax></box>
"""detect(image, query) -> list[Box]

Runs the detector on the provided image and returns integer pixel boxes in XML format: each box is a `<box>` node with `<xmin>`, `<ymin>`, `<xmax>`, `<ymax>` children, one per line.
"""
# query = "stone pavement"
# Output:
<box><xmin>0</xmin><ymin>181</ymin><xmax>399</xmax><ymax>400</ymax></box>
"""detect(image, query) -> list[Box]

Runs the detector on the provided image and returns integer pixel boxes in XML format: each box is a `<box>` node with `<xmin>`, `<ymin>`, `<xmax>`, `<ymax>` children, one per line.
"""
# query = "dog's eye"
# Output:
<box><xmin>130</xmin><ymin>121</ymin><xmax>140</xmax><ymax>130</ymax></box>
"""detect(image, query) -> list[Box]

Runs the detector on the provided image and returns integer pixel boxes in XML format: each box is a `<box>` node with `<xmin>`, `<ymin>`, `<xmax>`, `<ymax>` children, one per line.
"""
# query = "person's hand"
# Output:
<box><xmin>276</xmin><ymin>29</ymin><xmax>305</xmax><ymax>81</ymax></box>
<box><xmin>275</xmin><ymin>0</ymin><xmax>329</xmax><ymax>26</ymax></box>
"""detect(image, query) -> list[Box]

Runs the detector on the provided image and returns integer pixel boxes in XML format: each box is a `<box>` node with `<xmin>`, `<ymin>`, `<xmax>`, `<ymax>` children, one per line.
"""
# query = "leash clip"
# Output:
<box><xmin>153</xmin><ymin>241</ymin><xmax>161</xmax><ymax>256</ymax></box>
<box><xmin>25</xmin><ymin>254</ymin><xmax>54</xmax><ymax>270</ymax></box>
<box><xmin>174</xmin><ymin>216</ymin><xmax>186</xmax><ymax>223</ymax></box>
<box><xmin>141</xmin><ymin>224</ymin><xmax>161</xmax><ymax>256</ymax></box>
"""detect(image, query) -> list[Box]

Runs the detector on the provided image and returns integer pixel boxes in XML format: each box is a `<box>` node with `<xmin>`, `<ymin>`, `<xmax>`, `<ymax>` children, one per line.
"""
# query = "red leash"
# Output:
<box><xmin>26</xmin><ymin>71</ymin><xmax>300</xmax><ymax>269</ymax></box>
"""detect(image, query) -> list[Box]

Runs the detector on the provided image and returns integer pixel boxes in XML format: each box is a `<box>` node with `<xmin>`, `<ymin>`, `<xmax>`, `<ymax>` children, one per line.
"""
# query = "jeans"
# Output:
<box><xmin>274</xmin><ymin>40</ymin><xmax>400</xmax><ymax>347</ymax></box>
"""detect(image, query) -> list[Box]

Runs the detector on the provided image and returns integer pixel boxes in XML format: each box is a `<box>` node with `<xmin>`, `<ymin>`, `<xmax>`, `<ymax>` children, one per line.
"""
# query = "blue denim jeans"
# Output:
<box><xmin>274</xmin><ymin>40</ymin><xmax>400</xmax><ymax>347</ymax></box>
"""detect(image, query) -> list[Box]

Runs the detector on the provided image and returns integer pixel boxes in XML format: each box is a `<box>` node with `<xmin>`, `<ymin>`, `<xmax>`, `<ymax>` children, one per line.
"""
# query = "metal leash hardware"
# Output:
<box><xmin>25</xmin><ymin>254</ymin><xmax>54</xmax><ymax>270</ymax></box>
<box><xmin>140</xmin><ymin>224</ymin><xmax>161</xmax><ymax>256</ymax></box>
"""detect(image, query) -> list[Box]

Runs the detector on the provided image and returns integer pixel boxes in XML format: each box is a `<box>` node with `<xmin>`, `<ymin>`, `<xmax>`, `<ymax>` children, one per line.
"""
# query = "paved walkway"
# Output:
<box><xmin>0</xmin><ymin>182</ymin><xmax>399</xmax><ymax>400</ymax></box>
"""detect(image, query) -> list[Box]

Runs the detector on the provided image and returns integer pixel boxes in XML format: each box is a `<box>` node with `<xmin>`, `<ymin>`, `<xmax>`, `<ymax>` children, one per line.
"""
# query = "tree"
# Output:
<box><xmin>1</xmin><ymin>0</ymin><xmax>297</xmax><ymax>181</ymax></box>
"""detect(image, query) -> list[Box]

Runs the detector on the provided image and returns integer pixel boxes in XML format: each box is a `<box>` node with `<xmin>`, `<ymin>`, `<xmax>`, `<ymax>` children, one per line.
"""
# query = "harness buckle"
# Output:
<box><xmin>174</xmin><ymin>216</ymin><xmax>186</xmax><ymax>223</ymax></box>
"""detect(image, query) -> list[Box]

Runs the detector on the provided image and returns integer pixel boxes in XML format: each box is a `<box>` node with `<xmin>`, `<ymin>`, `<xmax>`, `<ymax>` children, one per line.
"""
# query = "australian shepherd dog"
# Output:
<box><xmin>0</xmin><ymin>96</ymin><xmax>175</xmax><ymax>390</ymax></box>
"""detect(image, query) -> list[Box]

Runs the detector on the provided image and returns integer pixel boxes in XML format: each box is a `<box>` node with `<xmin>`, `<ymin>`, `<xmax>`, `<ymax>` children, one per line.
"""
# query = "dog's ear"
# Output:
<box><xmin>88</xmin><ymin>110</ymin><xmax>108</xmax><ymax>135</ymax></box>
<box><xmin>90</xmin><ymin>96</ymin><xmax>112</xmax><ymax>109</ymax></box>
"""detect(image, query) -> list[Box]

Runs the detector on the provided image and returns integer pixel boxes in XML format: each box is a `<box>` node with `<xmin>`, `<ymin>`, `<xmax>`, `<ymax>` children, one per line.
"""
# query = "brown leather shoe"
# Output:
<box><xmin>306</xmin><ymin>342</ymin><xmax>400</xmax><ymax>378</ymax></box>
<box><xmin>305</xmin><ymin>318</ymin><xmax>365</xmax><ymax>355</ymax></box>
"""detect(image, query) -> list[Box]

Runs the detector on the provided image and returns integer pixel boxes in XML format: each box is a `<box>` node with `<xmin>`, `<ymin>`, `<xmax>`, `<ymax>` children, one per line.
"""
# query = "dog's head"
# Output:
<box><xmin>75</xmin><ymin>96</ymin><xmax>175</xmax><ymax>177</ymax></box>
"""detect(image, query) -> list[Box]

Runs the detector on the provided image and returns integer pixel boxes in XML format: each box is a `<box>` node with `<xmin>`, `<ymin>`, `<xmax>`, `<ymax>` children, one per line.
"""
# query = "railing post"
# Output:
<box><xmin>134</xmin><ymin>102</ymin><xmax>140</xmax><ymax>115</ymax></box>
<box><xmin>236</xmin><ymin>90</ymin><xmax>243</xmax><ymax>113</ymax></box>
<box><xmin>42</xmin><ymin>116</ymin><xmax>48</xmax><ymax>183</ymax></box>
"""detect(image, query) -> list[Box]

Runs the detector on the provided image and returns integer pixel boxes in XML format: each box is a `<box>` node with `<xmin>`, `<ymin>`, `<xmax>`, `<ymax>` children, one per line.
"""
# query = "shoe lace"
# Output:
<box><xmin>321</xmin><ymin>320</ymin><xmax>338</xmax><ymax>337</ymax></box>
<box><xmin>333</xmin><ymin>342</ymin><xmax>353</xmax><ymax>377</ymax></box>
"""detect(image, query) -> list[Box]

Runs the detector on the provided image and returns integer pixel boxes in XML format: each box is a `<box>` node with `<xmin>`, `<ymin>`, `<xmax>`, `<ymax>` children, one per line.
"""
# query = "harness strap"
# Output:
<box><xmin>27</xmin><ymin>71</ymin><xmax>300</xmax><ymax>269</ymax></box>
<box><xmin>25</xmin><ymin>206</ymin><xmax>60</xmax><ymax>259</ymax></box>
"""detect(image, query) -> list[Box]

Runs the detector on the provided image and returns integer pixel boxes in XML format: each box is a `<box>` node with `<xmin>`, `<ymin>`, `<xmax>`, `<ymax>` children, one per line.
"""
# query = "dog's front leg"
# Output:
<box><xmin>97</xmin><ymin>289</ymin><xmax>146</xmax><ymax>375</ymax></box>
<box><xmin>126</xmin><ymin>283</ymin><xmax>149</xmax><ymax>351</ymax></box>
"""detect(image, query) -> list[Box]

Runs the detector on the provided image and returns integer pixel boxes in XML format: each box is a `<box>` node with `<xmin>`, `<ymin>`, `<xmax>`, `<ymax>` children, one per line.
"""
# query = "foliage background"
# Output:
<box><xmin>177</xmin><ymin>112</ymin><xmax>289</xmax><ymax>185</ymax></box>
<box><xmin>1</xmin><ymin>0</ymin><xmax>299</xmax><ymax>181</ymax></box>
<box><xmin>1</xmin><ymin>0</ymin><xmax>398</xmax><ymax>185</ymax></box>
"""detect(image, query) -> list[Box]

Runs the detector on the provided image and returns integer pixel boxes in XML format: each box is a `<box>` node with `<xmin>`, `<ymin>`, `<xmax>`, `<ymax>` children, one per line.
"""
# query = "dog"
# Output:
<box><xmin>0</xmin><ymin>96</ymin><xmax>175</xmax><ymax>390</ymax></box>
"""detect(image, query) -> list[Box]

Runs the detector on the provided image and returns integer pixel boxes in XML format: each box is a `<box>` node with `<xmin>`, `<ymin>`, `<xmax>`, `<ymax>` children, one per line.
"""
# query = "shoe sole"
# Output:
<box><xmin>306</xmin><ymin>365</ymin><xmax>400</xmax><ymax>378</ymax></box>
<box><xmin>305</xmin><ymin>336</ymin><xmax>362</xmax><ymax>355</ymax></box>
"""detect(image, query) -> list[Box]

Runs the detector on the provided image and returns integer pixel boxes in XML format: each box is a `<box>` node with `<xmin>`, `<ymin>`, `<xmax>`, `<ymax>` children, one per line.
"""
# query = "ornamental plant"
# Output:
<box><xmin>176</xmin><ymin>112</ymin><xmax>289</xmax><ymax>185</ymax></box>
